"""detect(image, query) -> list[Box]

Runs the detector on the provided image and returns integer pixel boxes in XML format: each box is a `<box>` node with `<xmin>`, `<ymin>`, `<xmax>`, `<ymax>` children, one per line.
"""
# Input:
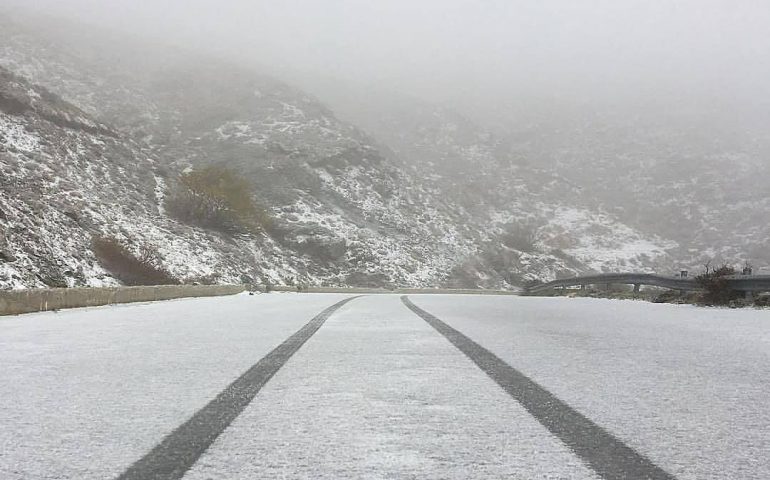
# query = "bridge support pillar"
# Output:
<box><xmin>580</xmin><ymin>284</ymin><xmax>586</xmax><ymax>291</ymax></box>
<box><xmin>633</xmin><ymin>284</ymin><xmax>641</xmax><ymax>294</ymax></box>
<box><xmin>745</xmin><ymin>291</ymin><xmax>754</xmax><ymax>301</ymax></box>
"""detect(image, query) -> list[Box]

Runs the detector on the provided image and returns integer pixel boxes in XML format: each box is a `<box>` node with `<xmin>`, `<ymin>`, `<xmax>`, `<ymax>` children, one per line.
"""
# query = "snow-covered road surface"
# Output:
<box><xmin>1</xmin><ymin>293</ymin><xmax>768</xmax><ymax>479</ymax></box>
<box><xmin>0</xmin><ymin>293</ymin><xmax>350</xmax><ymax>479</ymax></box>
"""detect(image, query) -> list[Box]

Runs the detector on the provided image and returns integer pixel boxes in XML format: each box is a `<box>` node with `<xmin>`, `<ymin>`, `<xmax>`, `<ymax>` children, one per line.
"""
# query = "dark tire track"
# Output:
<box><xmin>401</xmin><ymin>295</ymin><xmax>676</xmax><ymax>480</ymax></box>
<box><xmin>116</xmin><ymin>295</ymin><xmax>362</xmax><ymax>480</ymax></box>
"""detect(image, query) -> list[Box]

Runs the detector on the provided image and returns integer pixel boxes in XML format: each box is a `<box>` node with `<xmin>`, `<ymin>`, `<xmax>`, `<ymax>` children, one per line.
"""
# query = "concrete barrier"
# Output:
<box><xmin>0</xmin><ymin>284</ymin><xmax>519</xmax><ymax>317</ymax></box>
<box><xmin>268</xmin><ymin>286</ymin><xmax>390</xmax><ymax>294</ymax></box>
<box><xmin>396</xmin><ymin>288</ymin><xmax>519</xmax><ymax>296</ymax></box>
<box><xmin>0</xmin><ymin>285</ymin><xmax>246</xmax><ymax>316</ymax></box>
<box><xmin>265</xmin><ymin>286</ymin><xmax>519</xmax><ymax>295</ymax></box>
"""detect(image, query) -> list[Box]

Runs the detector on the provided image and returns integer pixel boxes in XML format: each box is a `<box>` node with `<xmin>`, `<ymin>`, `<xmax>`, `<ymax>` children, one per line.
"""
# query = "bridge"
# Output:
<box><xmin>525</xmin><ymin>272</ymin><xmax>770</xmax><ymax>296</ymax></box>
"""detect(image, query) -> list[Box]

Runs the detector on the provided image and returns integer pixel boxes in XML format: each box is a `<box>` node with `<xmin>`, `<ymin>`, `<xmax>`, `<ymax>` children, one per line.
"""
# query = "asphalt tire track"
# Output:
<box><xmin>116</xmin><ymin>295</ymin><xmax>362</xmax><ymax>480</ymax></box>
<box><xmin>401</xmin><ymin>295</ymin><xmax>676</xmax><ymax>480</ymax></box>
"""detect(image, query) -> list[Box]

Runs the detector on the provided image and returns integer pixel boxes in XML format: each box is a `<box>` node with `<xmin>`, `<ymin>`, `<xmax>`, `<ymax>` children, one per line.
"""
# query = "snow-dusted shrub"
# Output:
<box><xmin>184</xmin><ymin>272</ymin><xmax>221</xmax><ymax>285</ymax></box>
<box><xmin>500</xmin><ymin>222</ymin><xmax>539</xmax><ymax>252</ymax></box>
<box><xmin>754</xmin><ymin>294</ymin><xmax>770</xmax><ymax>307</ymax></box>
<box><xmin>695</xmin><ymin>264</ymin><xmax>740</xmax><ymax>305</ymax></box>
<box><xmin>166</xmin><ymin>165</ymin><xmax>271</xmax><ymax>235</ymax></box>
<box><xmin>92</xmin><ymin>236</ymin><xmax>178</xmax><ymax>286</ymax></box>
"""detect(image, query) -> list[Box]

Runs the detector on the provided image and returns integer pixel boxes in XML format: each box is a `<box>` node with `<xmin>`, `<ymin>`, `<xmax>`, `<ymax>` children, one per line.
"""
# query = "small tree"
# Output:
<box><xmin>742</xmin><ymin>261</ymin><xmax>754</xmax><ymax>275</ymax></box>
<box><xmin>695</xmin><ymin>263</ymin><xmax>740</xmax><ymax>305</ymax></box>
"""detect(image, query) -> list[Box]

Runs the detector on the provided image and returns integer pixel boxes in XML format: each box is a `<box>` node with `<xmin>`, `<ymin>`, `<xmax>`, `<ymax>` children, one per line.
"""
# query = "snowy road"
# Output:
<box><xmin>1</xmin><ymin>294</ymin><xmax>769</xmax><ymax>479</ymax></box>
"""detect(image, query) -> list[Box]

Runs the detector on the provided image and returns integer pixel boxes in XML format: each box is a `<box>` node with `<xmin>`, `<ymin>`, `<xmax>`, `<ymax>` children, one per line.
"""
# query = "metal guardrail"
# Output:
<box><xmin>722</xmin><ymin>275</ymin><xmax>770</xmax><ymax>293</ymax></box>
<box><xmin>525</xmin><ymin>273</ymin><xmax>770</xmax><ymax>294</ymax></box>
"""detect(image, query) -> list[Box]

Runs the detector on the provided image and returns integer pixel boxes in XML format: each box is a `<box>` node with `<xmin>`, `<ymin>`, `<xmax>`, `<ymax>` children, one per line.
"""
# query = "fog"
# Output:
<box><xmin>2</xmin><ymin>0</ymin><xmax>770</xmax><ymax>287</ymax></box>
<box><xmin>8</xmin><ymin>0</ymin><xmax>770</xmax><ymax>116</ymax></box>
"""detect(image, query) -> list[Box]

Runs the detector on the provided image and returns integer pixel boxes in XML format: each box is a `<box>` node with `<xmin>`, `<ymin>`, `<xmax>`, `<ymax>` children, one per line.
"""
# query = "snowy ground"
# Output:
<box><xmin>1</xmin><ymin>293</ymin><xmax>768</xmax><ymax>479</ymax></box>
<box><xmin>0</xmin><ymin>293</ymin><xmax>350</xmax><ymax>479</ymax></box>
<box><xmin>411</xmin><ymin>295</ymin><xmax>770</xmax><ymax>480</ymax></box>
<box><xmin>185</xmin><ymin>295</ymin><xmax>597</xmax><ymax>480</ymax></box>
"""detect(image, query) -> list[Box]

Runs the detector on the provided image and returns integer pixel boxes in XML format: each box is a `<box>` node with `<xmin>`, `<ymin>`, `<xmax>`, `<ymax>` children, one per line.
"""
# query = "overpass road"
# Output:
<box><xmin>525</xmin><ymin>272</ymin><xmax>770</xmax><ymax>295</ymax></box>
<box><xmin>1</xmin><ymin>293</ymin><xmax>769</xmax><ymax>479</ymax></box>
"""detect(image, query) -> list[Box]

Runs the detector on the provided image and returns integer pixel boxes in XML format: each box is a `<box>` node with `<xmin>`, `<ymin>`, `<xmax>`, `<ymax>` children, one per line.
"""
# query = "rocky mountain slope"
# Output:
<box><xmin>491</xmin><ymin>101</ymin><xmax>770</xmax><ymax>270</ymax></box>
<box><xmin>0</xmin><ymin>65</ymin><xmax>251</xmax><ymax>287</ymax></box>
<box><xmin>0</xmin><ymin>11</ymin><xmax>679</xmax><ymax>289</ymax></box>
<box><xmin>296</xmin><ymin>83</ymin><xmax>678</xmax><ymax>276</ymax></box>
<box><xmin>299</xmin><ymin>74</ymin><xmax>770</xmax><ymax>275</ymax></box>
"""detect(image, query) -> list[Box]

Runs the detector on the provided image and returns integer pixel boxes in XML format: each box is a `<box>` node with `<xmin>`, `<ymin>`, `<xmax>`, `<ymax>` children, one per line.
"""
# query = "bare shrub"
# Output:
<box><xmin>92</xmin><ymin>236</ymin><xmax>178</xmax><ymax>286</ymax></box>
<box><xmin>695</xmin><ymin>263</ymin><xmax>740</xmax><ymax>305</ymax></box>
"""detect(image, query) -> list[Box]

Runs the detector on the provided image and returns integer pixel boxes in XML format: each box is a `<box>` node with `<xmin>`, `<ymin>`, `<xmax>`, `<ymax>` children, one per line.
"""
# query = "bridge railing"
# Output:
<box><xmin>525</xmin><ymin>273</ymin><xmax>770</xmax><ymax>295</ymax></box>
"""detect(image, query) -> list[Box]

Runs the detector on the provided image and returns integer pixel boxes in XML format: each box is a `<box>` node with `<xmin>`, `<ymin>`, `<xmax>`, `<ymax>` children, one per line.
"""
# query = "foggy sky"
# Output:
<box><xmin>6</xmin><ymin>0</ymin><xmax>770</xmax><ymax>110</ymax></box>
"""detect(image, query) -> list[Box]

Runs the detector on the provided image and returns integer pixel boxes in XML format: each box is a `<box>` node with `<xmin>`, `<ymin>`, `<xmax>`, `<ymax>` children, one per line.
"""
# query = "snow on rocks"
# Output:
<box><xmin>0</xmin><ymin>115</ymin><xmax>40</xmax><ymax>152</ymax></box>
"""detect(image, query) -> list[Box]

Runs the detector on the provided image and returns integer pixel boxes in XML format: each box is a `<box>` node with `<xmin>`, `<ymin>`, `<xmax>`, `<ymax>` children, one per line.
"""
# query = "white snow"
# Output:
<box><xmin>279</xmin><ymin>101</ymin><xmax>306</xmax><ymax>120</ymax></box>
<box><xmin>539</xmin><ymin>206</ymin><xmax>677</xmax><ymax>272</ymax></box>
<box><xmin>283</xmin><ymin>193</ymin><xmax>477</xmax><ymax>286</ymax></box>
<box><xmin>0</xmin><ymin>263</ymin><xmax>28</xmax><ymax>289</ymax></box>
<box><xmin>152</xmin><ymin>174</ymin><xmax>166</xmax><ymax>214</ymax></box>
<box><xmin>2</xmin><ymin>294</ymin><xmax>769</xmax><ymax>478</ymax></box>
<box><xmin>0</xmin><ymin>115</ymin><xmax>40</xmax><ymax>152</ymax></box>
<box><xmin>409</xmin><ymin>295</ymin><xmax>770</xmax><ymax>480</ymax></box>
<box><xmin>0</xmin><ymin>293</ymin><xmax>351</xmax><ymax>479</ymax></box>
<box><xmin>184</xmin><ymin>295</ymin><xmax>599</xmax><ymax>479</ymax></box>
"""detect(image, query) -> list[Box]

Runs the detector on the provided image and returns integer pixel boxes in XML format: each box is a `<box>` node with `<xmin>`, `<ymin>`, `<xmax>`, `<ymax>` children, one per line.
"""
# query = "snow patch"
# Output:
<box><xmin>0</xmin><ymin>115</ymin><xmax>40</xmax><ymax>152</ymax></box>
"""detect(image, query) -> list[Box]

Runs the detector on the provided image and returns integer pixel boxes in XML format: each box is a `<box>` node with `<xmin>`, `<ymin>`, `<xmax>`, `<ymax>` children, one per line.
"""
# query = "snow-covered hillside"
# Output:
<box><xmin>0</xmin><ymin>65</ymin><xmax>489</xmax><ymax>289</ymax></box>
<box><xmin>0</xmin><ymin>66</ymin><xmax>288</xmax><ymax>288</ymax></box>
<box><xmin>302</xmin><ymin>84</ymin><xmax>677</xmax><ymax>279</ymax></box>
<box><xmin>0</xmin><ymin>12</ymin><xmax>679</xmax><ymax>290</ymax></box>
<box><xmin>476</xmin><ymin>96</ymin><xmax>770</xmax><ymax>272</ymax></box>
